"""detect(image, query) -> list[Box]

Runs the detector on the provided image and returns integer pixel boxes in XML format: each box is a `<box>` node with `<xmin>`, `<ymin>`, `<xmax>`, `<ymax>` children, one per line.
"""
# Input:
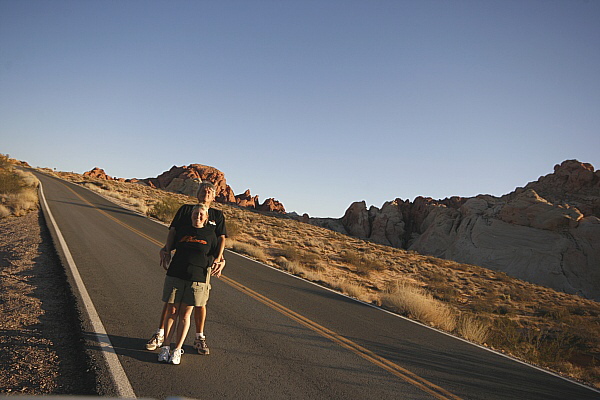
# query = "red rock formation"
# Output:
<box><xmin>140</xmin><ymin>164</ymin><xmax>285</xmax><ymax>213</ymax></box>
<box><xmin>143</xmin><ymin>164</ymin><xmax>236</xmax><ymax>203</ymax></box>
<box><xmin>83</xmin><ymin>167</ymin><xmax>113</xmax><ymax>180</ymax></box>
<box><xmin>257</xmin><ymin>198</ymin><xmax>286</xmax><ymax>213</ymax></box>
<box><xmin>82</xmin><ymin>164</ymin><xmax>286</xmax><ymax>213</ymax></box>
<box><xmin>235</xmin><ymin>190</ymin><xmax>259</xmax><ymax>208</ymax></box>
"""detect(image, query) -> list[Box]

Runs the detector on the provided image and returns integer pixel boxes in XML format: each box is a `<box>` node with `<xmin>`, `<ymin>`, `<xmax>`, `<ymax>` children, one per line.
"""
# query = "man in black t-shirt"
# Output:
<box><xmin>159</xmin><ymin>203</ymin><xmax>218</xmax><ymax>364</ymax></box>
<box><xmin>146</xmin><ymin>181</ymin><xmax>227</xmax><ymax>357</ymax></box>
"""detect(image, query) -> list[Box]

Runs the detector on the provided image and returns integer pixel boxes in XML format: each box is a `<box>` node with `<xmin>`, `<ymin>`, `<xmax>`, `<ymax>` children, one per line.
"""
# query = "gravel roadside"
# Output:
<box><xmin>0</xmin><ymin>210</ymin><xmax>97</xmax><ymax>395</ymax></box>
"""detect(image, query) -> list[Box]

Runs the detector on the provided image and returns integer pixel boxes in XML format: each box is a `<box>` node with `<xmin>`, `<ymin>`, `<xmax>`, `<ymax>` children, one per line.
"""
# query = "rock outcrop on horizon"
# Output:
<box><xmin>308</xmin><ymin>160</ymin><xmax>600</xmax><ymax>301</ymax></box>
<box><xmin>83</xmin><ymin>167</ymin><xmax>114</xmax><ymax>180</ymax></box>
<box><xmin>142</xmin><ymin>164</ymin><xmax>236</xmax><ymax>203</ymax></box>
<box><xmin>83</xmin><ymin>164</ymin><xmax>286</xmax><ymax>213</ymax></box>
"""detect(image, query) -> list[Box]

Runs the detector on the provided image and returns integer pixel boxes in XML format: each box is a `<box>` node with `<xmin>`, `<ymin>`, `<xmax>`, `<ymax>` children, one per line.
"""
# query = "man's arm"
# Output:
<box><xmin>160</xmin><ymin>227</ymin><xmax>177</xmax><ymax>270</ymax></box>
<box><xmin>211</xmin><ymin>234</ymin><xmax>226</xmax><ymax>277</ymax></box>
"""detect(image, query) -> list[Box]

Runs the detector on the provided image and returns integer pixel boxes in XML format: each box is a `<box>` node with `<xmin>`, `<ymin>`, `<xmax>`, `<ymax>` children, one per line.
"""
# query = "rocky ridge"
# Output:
<box><xmin>83</xmin><ymin>164</ymin><xmax>285</xmax><ymax>213</ymax></box>
<box><xmin>307</xmin><ymin>160</ymin><xmax>600</xmax><ymax>301</ymax></box>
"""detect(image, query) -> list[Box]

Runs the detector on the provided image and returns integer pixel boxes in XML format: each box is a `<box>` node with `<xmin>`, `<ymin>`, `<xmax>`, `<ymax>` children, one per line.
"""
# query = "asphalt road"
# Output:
<box><xmin>33</xmin><ymin>171</ymin><xmax>599</xmax><ymax>400</ymax></box>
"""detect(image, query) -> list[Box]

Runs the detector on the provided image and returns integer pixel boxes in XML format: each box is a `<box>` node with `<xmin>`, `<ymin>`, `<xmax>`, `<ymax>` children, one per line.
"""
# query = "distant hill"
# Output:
<box><xmin>306</xmin><ymin>160</ymin><xmax>600</xmax><ymax>301</ymax></box>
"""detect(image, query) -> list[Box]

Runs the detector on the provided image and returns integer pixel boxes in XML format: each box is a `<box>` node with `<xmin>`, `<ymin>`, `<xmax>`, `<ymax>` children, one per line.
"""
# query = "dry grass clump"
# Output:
<box><xmin>339</xmin><ymin>250</ymin><xmax>387</xmax><ymax>276</ymax></box>
<box><xmin>227</xmin><ymin>239</ymin><xmax>268</xmax><ymax>262</ymax></box>
<box><xmin>0</xmin><ymin>155</ymin><xmax>39</xmax><ymax>218</ymax></box>
<box><xmin>456</xmin><ymin>314</ymin><xmax>490</xmax><ymax>343</ymax></box>
<box><xmin>331</xmin><ymin>279</ymin><xmax>365</xmax><ymax>299</ymax></box>
<box><xmin>273</xmin><ymin>256</ymin><xmax>328</xmax><ymax>285</ymax></box>
<box><xmin>45</xmin><ymin>167</ymin><xmax>600</xmax><ymax>389</ymax></box>
<box><xmin>380</xmin><ymin>283</ymin><xmax>457</xmax><ymax>331</ymax></box>
<box><xmin>225</xmin><ymin>219</ymin><xmax>242</xmax><ymax>239</ymax></box>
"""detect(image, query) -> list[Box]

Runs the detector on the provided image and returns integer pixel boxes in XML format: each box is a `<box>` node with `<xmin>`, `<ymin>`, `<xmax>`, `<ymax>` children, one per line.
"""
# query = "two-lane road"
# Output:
<box><xmin>33</xmin><ymin>171</ymin><xmax>599</xmax><ymax>399</ymax></box>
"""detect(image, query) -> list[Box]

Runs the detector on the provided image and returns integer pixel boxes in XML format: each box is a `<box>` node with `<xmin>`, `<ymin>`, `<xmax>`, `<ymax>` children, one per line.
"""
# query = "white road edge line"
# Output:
<box><xmin>38</xmin><ymin>181</ymin><xmax>136</xmax><ymax>398</ymax></box>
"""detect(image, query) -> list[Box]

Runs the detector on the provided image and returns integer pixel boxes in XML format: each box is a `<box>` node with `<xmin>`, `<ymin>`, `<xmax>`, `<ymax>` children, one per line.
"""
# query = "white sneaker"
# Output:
<box><xmin>158</xmin><ymin>346</ymin><xmax>170</xmax><ymax>363</ymax></box>
<box><xmin>169</xmin><ymin>348</ymin><xmax>184</xmax><ymax>365</ymax></box>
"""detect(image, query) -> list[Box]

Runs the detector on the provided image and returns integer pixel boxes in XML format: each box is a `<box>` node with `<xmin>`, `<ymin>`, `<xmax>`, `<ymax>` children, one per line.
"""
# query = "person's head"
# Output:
<box><xmin>191</xmin><ymin>203</ymin><xmax>210</xmax><ymax>228</ymax></box>
<box><xmin>196</xmin><ymin>181</ymin><xmax>216</xmax><ymax>204</ymax></box>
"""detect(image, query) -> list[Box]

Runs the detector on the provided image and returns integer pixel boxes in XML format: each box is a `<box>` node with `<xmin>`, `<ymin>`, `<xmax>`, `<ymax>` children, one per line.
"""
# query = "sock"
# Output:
<box><xmin>196</xmin><ymin>332</ymin><xmax>205</xmax><ymax>339</ymax></box>
<box><xmin>158</xmin><ymin>329</ymin><xmax>165</xmax><ymax>336</ymax></box>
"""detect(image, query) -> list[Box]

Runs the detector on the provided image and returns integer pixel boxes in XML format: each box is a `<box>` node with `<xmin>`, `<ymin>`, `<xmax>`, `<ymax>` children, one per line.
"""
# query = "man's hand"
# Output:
<box><xmin>211</xmin><ymin>258</ymin><xmax>226</xmax><ymax>277</ymax></box>
<box><xmin>160</xmin><ymin>247</ymin><xmax>171</xmax><ymax>270</ymax></box>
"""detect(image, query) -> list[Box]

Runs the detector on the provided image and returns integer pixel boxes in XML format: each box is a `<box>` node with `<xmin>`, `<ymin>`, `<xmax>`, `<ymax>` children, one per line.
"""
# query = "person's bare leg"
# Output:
<box><xmin>163</xmin><ymin>303</ymin><xmax>179</xmax><ymax>345</ymax></box>
<box><xmin>158</xmin><ymin>302</ymin><xmax>168</xmax><ymax>329</ymax></box>
<box><xmin>194</xmin><ymin>306</ymin><xmax>207</xmax><ymax>334</ymax></box>
<box><xmin>158</xmin><ymin>302</ymin><xmax>179</xmax><ymax>362</ymax></box>
<box><xmin>146</xmin><ymin>302</ymin><xmax>170</xmax><ymax>350</ymax></box>
<box><xmin>174</xmin><ymin>305</ymin><xmax>194</xmax><ymax>350</ymax></box>
<box><xmin>193</xmin><ymin>306</ymin><xmax>210</xmax><ymax>355</ymax></box>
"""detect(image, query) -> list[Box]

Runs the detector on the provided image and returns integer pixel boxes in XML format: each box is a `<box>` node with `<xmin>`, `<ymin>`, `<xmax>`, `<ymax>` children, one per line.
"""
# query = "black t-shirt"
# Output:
<box><xmin>167</xmin><ymin>224</ymin><xmax>218</xmax><ymax>282</ymax></box>
<box><xmin>170</xmin><ymin>204</ymin><xmax>227</xmax><ymax>238</ymax></box>
<box><xmin>166</xmin><ymin>204</ymin><xmax>226</xmax><ymax>282</ymax></box>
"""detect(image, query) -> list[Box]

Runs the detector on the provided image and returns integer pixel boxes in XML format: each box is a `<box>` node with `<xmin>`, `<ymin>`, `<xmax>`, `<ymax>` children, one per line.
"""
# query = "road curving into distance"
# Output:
<box><xmin>33</xmin><ymin>170</ymin><xmax>600</xmax><ymax>399</ymax></box>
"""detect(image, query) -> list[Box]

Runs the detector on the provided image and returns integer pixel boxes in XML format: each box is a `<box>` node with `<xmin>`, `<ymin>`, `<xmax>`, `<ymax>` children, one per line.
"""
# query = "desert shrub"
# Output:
<box><xmin>277</xmin><ymin>244</ymin><xmax>301</xmax><ymax>261</ymax></box>
<box><xmin>307</xmin><ymin>259</ymin><xmax>328</xmax><ymax>272</ymax></box>
<box><xmin>487</xmin><ymin>318</ymin><xmax>576</xmax><ymax>365</ymax></box>
<box><xmin>225</xmin><ymin>219</ymin><xmax>242</xmax><ymax>239</ymax></box>
<box><xmin>277</xmin><ymin>258</ymin><xmax>303</xmax><ymax>274</ymax></box>
<box><xmin>0</xmin><ymin>170</ymin><xmax>24</xmax><ymax>194</ymax></box>
<box><xmin>535</xmin><ymin>307</ymin><xmax>568</xmax><ymax>321</ymax></box>
<box><xmin>427</xmin><ymin>280</ymin><xmax>460</xmax><ymax>303</ymax></box>
<box><xmin>488</xmin><ymin>317</ymin><xmax>522</xmax><ymax>352</ymax></box>
<box><xmin>333</xmin><ymin>279</ymin><xmax>364</xmax><ymax>299</ymax></box>
<box><xmin>229</xmin><ymin>240</ymin><xmax>267</xmax><ymax>262</ymax></box>
<box><xmin>456</xmin><ymin>314</ymin><xmax>490</xmax><ymax>343</ymax></box>
<box><xmin>301</xmin><ymin>268</ymin><xmax>325</xmax><ymax>283</ymax></box>
<box><xmin>0</xmin><ymin>154</ymin><xmax>11</xmax><ymax>169</ymax></box>
<box><xmin>340</xmin><ymin>249</ymin><xmax>361</xmax><ymax>265</ymax></box>
<box><xmin>13</xmin><ymin>169</ymin><xmax>39</xmax><ymax>187</ymax></box>
<box><xmin>425</xmin><ymin>270</ymin><xmax>446</xmax><ymax>283</ymax></box>
<box><xmin>503</xmin><ymin>284</ymin><xmax>532</xmax><ymax>302</ymax></box>
<box><xmin>0</xmin><ymin>167</ymin><xmax>39</xmax><ymax>218</ymax></box>
<box><xmin>8</xmin><ymin>189</ymin><xmax>39</xmax><ymax>216</ymax></box>
<box><xmin>380</xmin><ymin>283</ymin><xmax>456</xmax><ymax>331</ymax></box>
<box><xmin>341</xmin><ymin>250</ymin><xmax>386</xmax><ymax>276</ymax></box>
<box><xmin>522</xmin><ymin>328</ymin><xmax>576</xmax><ymax>364</ymax></box>
<box><xmin>130</xmin><ymin>198</ymin><xmax>148</xmax><ymax>213</ymax></box>
<box><xmin>301</xmin><ymin>251</ymin><xmax>321</xmax><ymax>266</ymax></box>
<box><xmin>147</xmin><ymin>197</ymin><xmax>184</xmax><ymax>223</ymax></box>
<box><xmin>469</xmin><ymin>290</ymin><xmax>514</xmax><ymax>315</ymax></box>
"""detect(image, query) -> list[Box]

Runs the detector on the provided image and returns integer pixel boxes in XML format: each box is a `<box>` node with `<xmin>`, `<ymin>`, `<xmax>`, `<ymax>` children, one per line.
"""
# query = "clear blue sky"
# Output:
<box><xmin>1</xmin><ymin>0</ymin><xmax>599</xmax><ymax>217</ymax></box>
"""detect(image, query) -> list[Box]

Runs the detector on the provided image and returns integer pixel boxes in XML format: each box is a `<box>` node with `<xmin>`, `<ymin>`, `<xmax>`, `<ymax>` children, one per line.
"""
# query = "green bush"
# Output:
<box><xmin>0</xmin><ymin>170</ymin><xmax>24</xmax><ymax>194</ymax></box>
<box><xmin>148</xmin><ymin>197</ymin><xmax>184</xmax><ymax>223</ymax></box>
<box><xmin>225</xmin><ymin>219</ymin><xmax>242</xmax><ymax>239</ymax></box>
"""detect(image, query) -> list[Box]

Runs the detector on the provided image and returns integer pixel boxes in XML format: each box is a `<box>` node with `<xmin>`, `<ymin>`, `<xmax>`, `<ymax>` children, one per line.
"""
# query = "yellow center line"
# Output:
<box><xmin>222</xmin><ymin>276</ymin><xmax>461</xmax><ymax>400</ymax></box>
<box><xmin>62</xmin><ymin>182</ymin><xmax>461</xmax><ymax>400</ymax></box>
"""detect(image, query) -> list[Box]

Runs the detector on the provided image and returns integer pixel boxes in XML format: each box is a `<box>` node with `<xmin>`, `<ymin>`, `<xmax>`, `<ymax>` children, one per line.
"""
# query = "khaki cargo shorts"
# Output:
<box><xmin>162</xmin><ymin>274</ymin><xmax>211</xmax><ymax>307</ymax></box>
